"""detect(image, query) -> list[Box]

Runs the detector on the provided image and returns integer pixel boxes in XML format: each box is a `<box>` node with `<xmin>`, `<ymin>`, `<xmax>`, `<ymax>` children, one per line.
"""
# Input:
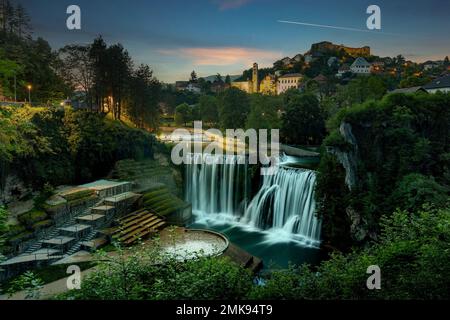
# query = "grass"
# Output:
<box><xmin>142</xmin><ymin>186</ymin><xmax>188</xmax><ymax>217</ymax></box>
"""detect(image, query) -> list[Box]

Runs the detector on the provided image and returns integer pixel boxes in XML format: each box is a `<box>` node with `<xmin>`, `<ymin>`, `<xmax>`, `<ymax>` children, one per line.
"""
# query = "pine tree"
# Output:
<box><xmin>15</xmin><ymin>4</ymin><xmax>32</xmax><ymax>38</ymax></box>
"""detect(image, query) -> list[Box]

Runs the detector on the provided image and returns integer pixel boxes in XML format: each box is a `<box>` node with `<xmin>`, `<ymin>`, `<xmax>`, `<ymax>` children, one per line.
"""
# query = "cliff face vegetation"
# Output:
<box><xmin>316</xmin><ymin>92</ymin><xmax>450</xmax><ymax>248</ymax></box>
<box><xmin>0</xmin><ymin>105</ymin><xmax>156</xmax><ymax>205</ymax></box>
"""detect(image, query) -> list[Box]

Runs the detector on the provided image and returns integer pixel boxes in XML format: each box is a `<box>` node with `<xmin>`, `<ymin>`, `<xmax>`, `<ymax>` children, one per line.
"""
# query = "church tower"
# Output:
<box><xmin>252</xmin><ymin>62</ymin><xmax>259</xmax><ymax>93</ymax></box>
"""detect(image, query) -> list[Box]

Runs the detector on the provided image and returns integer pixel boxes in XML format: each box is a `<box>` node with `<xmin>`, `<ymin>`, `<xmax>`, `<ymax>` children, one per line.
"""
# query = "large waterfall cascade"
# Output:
<box><xmin>184</xmin><ymin>153</ymin><xmax>321</xmax><ymax>248</ymax></box>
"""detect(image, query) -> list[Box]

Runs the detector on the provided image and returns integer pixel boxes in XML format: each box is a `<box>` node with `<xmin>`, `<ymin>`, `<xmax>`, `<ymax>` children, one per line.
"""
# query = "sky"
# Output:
<box><xmin>16</xmin><ymin>0</ymin><xmax>450</xmax><ymax>82</ymax></box>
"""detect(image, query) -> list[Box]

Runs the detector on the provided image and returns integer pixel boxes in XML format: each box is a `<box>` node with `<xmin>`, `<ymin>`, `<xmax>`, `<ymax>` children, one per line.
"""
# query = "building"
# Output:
<box><xmin>390</xmin><ymin>86</ymin><xmax>428</xmax><ymax>94</ymax></box>
<box><xmin>259</xmin><ymin>75</ymin><xmax>277</xmax><ymax>95</ymax></box>
<box><xmin>231</xmin><ymin>62</ymin><xmax>259</xmax><ymax>94</ymax></box>
<box><xmin>175</xmin><ymin>81</ymin><xmax>189</xmax><ymax>91</ymax></box>
<box><xmin>423</xmin><ymin>61</ymin><xmax>439</xmax><ymax>71</ymax></box>
<box><xmin>186</xmin><ymin>83</ymin><xmax>201</xmax><ymax>94</ymax></box>
<box><xmin>313</xmin><ymin>74</ymin><xmax>328</xmax><ymax>85</ymax></box>
<box><xmin>252</xmin><ymin>63</ymin><xmax>259</xmax><ymax>93</ymax></box>
<box><xmin>327</xmin><ymin>56</ymin><xmax>338</xmax><ymax>67</ymax></box>
<box><xmin>293</xmin><ymin>54</ymin><xmax>303</xmax><ymax>62</ymax></box>
<box><xmin>350</xmin><ymin>57</ymin><xmax>371</xmax><ymax>74</ymax></box>
<box><xmin>337</xmin><ymin>64</ymin><xmax>351</xmax><ymax>77</ymax></box>
<box><xmin>371</xmin><ymin>61</ymin><xmax>385</xmax><ymax>74</ymax></box>
<box><xmin>277</xmin><ymin>73</ymin><xmax>303</xmax><ymax>95</ymax></box>
<box><xmin>211</xmin><ymin>81</ymin><xmax>229</xmax><ymax>93</ymax></box>
<box><xmin>423</xmin><ymin>75</ymin><xmax>450</xmax><ymax>93</ymax></box>
<box><xmin>231</xmin><ymin>80</ymin><xmax>252</xmax><ymax>93</ymax></box>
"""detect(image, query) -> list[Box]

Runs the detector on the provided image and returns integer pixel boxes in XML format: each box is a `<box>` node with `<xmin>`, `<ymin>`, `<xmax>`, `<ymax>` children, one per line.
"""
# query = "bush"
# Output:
<box><xmin>60</xmin><ymin>245</ymin><xmax>253</xmax><ymax>300</ymax></box>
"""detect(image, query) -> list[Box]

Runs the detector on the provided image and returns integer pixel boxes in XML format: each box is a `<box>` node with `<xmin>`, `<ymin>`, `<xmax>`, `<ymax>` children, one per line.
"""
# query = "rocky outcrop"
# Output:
<box><xmin>328</xmin><ymin>122</ymin><xmax>359</xmax><ymax>190</ymax></box>
<box><xmin>0</xmin><ymin>173</ymin><xmax>33</xmax><ymax>206</ymax></box>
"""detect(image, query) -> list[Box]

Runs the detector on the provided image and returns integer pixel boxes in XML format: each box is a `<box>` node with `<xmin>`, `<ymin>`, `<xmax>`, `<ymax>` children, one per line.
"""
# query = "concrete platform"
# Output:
<box><xmin>58</xmin><ymin>224</ymin><xmax>92</xmax><ymax>237</ymax></box>
<box><xmin>80</xmin><ymin>237</ymin><xmax>108</xmax><ymax>251</ymax></box>
<box><xmin>0</xmin><ymin>249</ymin><xmax>60</xmax><ymax>266</ymax></box>
<box><xmin>76</xmin><ymin>214</ymin><xmax>106</xmax><ymax>226</ymax></box>
<box><xmin>105</xmin><ymin>192</ymin><xmax>140</xmax><ymax>203</ymax></box>
<box><xmin>91</xmin><ymin>205</ymin><xmax>115</xmax><ymax>217</ymax></box>
<box><xmin>42</xmin><ymin>236</ymin><xmax>75</xmax><ymax>246</ymax></box>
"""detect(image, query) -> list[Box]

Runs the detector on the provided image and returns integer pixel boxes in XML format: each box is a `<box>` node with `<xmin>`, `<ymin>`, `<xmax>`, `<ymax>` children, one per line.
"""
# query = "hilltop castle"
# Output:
<box><xmin>308</xmin><ymin>41</ymin><xmax>370</xmax><ymax>58</ymax></box>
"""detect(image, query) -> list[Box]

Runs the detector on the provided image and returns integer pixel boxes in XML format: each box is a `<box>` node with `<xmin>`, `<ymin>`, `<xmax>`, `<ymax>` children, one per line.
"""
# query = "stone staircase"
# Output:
<box><xmin>1</xmin><ymin>184</ymin><xmax>139</xmax><ymax>281</ymax></box>
<box><xmin>65</xmin><ymin>229</ymin><xmax>98</xmax><ymax>257</ymax></box>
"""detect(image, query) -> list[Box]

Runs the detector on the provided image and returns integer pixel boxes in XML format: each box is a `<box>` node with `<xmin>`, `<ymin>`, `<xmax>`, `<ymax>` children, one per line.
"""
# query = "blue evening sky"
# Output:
<box><xmin>16</xmin><ymin>0</ymin><xmax>450</xmax><ymax>82</ymax></box>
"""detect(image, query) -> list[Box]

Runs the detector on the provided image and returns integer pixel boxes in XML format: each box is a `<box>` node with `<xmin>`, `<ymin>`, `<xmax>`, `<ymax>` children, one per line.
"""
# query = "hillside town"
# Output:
<box><xmin>173</xmin><ymin>41</ymin><xmax>450</xmax><ymax>96</ymax></box>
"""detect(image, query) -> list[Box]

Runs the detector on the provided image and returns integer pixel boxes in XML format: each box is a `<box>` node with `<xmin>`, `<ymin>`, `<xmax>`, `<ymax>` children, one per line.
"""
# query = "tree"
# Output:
<box><xmin>127</xmin><ymin>64</ymin><xmax>161</xmax><ymax>130</ymax></box>
<box><xmin>198</xmin><ymin>95</ymin><xmax>219</xmax><ymax>126</ymax></box>
<box><xmin>89</xmin><ymin>36</ymin><xmax>108</xmax><ymax>112</ymax></box>
<box><xmin>218</xmin><ymin>87</ymin><xmax>250</xmax><ymax>129</ymax></box>
<box><xmin>225</xmin><ymin>75</ymin><xmax>231</xmax><ymax>84</ymax></box>
<box><xmin>58</xmin><ymin>44</ymin><xmax>94</xmax><ymax>108</ymax></box>
<box><xmin>174</xmin><ymin>103</ymin><xmax>191</xmax><ymax>126</ymax></box>
<box><xmin>246</xmin><ymin>94</ymin><xmax>281</xmax><ymax>130</ymax></box>
<box><xmin>281</xmin><ymin>93</ymin><xmax>325</xmax><ymax>145</ymax></box>
<box><xmin>14</xmin><ymin>4</ymin><xmax>31</xmax><ymax>38</ymax></box>
<box><xmin>106</xmin><ymin>44</ymin><xmax>132</xmax><ymax>120</ymax></box>
<box><xmin>190</xmin><ymin>70</ymin><xmax>197</xmax><ymax>83</ymax></box>
<box><xmin>215</xmin><ymin>73</ymin><xmax>223</xmax><ymax>83</ymax></box>
<box><xmin>0</xmin><ymin>49</ymin><xmax>23</xmax><ymax>98</ymax></box>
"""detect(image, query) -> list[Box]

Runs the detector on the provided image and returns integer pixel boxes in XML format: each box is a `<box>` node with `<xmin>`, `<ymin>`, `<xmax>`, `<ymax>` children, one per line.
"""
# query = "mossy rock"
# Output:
<box><xmin>61</xmin><ymin>189</ymin><xmax>94</xmax><ymax>202</ymax></box>
<box><xmin>32</xmin><ymin>219</ymin><xmax>53</xmax><ymax>232</ymax></box>
<box><xmin>6</xmin><ymin>224</ymin><xmax>27</xmax><ymax>238</ymax></box>
<box><xmin>17</xmin><ymin>210</ymin><xmax>48</xmax><ymax>228</ymax></box>
<box><xmin>8</xmin><ymin>231</ymin><xmax>34</xmax><ymax>244</ymax></box>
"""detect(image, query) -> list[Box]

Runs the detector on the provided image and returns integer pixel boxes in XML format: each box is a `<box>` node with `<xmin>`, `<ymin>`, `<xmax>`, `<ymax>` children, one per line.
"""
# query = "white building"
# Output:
<box><xmin>186</xmin><ymin>83</ymin><xmax>201</xmax><ymax>94</ymax></box>
<box><xmin>277</xmin><ymin>73</ymin><xmax>303</xmax><ymax>95</ymax></box>
<box><xmin>350</xmin><ymin>57</ymin><xmax>371</xmax><ymax>74</ymax></box>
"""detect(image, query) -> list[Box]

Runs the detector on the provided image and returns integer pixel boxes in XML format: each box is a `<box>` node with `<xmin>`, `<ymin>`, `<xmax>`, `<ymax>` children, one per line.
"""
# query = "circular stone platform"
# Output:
<box><xmin>161</xmin><ymin>229</ymin><xmax>229</xmax><ymax>261</ymax></box>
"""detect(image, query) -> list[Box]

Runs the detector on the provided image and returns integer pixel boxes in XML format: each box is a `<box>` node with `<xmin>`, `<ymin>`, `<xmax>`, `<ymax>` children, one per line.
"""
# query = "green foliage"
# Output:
<box><xmin>246</xmin><ymin>94</ymin><xmax>281</xmax><ymax>130</ymax></box>
<box><xmin>281</xmin><ymin>93</ymin><xmax>326</xmax><ymax>145</ymax></box>
<box><xmin>126</xmin><ymin>64</ymin><xmax>161</xmax><ymax>130</ymax></box>
<box><xmin>61</xmin><ymin>244</ymin><xmax>252</xmax><ymax>300</ymax></box>
<box><xmin>198</xmin><ymin>95</ymin><xmax>219</xmax><ymax>125</ymax></box>
<box><xmin>218</xmin><ymin>87</ymin><xmax>250</xmax><ymax>129</ymax></box>
<box><xmin>315</xmin><ymin>153</ymin><xmax>352</xmax><ymax>247</ymax></box>
<box><xmin>323</xmin><ymin>130</ymin><xmax>351</xmax><ymax>150</ymax></box>
<box><xmin>33</xmin><ymin>183</ymin><xmax>54</xmax><ymax>210</ymax></box>
<box><xmin>250</xmin><ymin>206</ymin><xmax>450</xmax><ymax>300</ymax></box>
<box><xmin>335</xmin><ymin>76</ymin><xmax>387</xmax><ymax>108</ymax></box>
<box><xmin>0</xmin><ymin>106</ymin><xmax>155</xmax><ymax>188</ymax></box>
<box><xmin>6</xmin><ymin>271</ymin><xmax>44</xmax><ymax>299</ymax></box>
<box><xmin>317</xmin><ymin>92</ymin><xmax>450</xmax><ymax>246</ymax></box>
<box><xmin>390</xmin><ymin>174</ymin><xmax>448</xmax><ymax>212</ymax></box>
<box><xmin>174</xmin><ymin>103</ymin><xmax>191</xmax><ymax>126</ymax></box>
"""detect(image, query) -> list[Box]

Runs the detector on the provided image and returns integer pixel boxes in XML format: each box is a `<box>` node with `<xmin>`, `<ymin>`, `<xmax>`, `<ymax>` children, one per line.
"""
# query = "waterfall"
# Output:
<box><xmin>184</xmin><ymin>153</ymin><xmax>247</xmax><ymax>217</ymax></box>
<box><xmin>185</xmin><ymin>153</ymin><xmax>321</xmax><ymax>248</ymax></box>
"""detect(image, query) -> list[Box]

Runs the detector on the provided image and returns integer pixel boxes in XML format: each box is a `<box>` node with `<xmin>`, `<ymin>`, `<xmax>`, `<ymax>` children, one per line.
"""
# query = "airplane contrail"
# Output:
<box><xmin>278</xmin><ymin>20</ymin><xmax>398</xmax><ymax>36</ymax></box>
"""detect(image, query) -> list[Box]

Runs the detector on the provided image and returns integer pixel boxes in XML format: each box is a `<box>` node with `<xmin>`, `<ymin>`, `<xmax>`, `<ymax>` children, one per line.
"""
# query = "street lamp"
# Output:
<box><xmin>27</xmin><ymin>84</ymin><xmax>32</xmax><ymax>104</ymax></box>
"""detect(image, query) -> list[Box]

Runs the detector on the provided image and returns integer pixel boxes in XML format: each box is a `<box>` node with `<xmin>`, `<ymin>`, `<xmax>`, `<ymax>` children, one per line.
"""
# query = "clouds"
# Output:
<box><xmin>212</xmin><ymin>0</ymin><xmax>253</xmax><ymax>10</ymax></box>
<box><xmin>159</xmin><ymin>47</ymin><xmax>281</xmax><ymax>66</ymax></box>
